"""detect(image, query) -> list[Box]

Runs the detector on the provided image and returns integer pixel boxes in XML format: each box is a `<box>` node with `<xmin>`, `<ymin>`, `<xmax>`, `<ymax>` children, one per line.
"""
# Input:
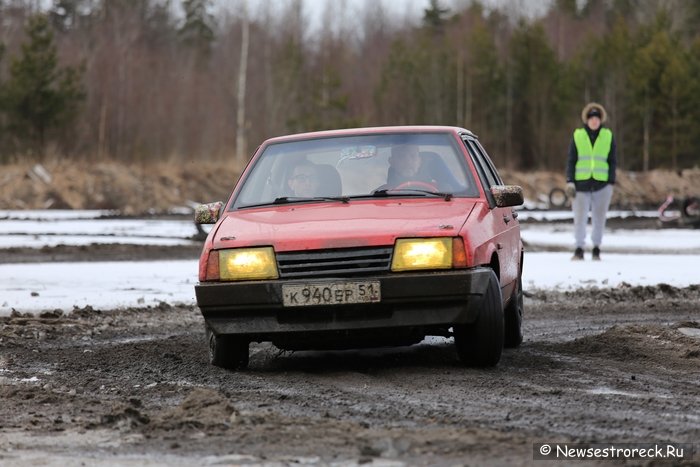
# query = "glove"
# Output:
<box><xmin>565</xmin><ymin>182</ymin><xmax>576</xmax><ymax>199</ymax></box>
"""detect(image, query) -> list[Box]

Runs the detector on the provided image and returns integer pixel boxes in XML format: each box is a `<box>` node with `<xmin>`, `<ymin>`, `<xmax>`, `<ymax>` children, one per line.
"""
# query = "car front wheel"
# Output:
<box><xmin>206</xmin><ymin>325</ymin><xmax>249</xmax><ymax>370</ymax></box>
<box><xmin>454</xmin><ymin>269</ymin><xmax>504</xmax><ymax>367</ymax></box>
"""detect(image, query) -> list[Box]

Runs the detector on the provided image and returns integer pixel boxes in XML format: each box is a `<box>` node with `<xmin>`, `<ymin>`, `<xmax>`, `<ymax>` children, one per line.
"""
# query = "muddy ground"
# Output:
<box><xmin>1</xmin><ymin>243</ymin><xmax>699</xmax><ymax>466</ymax></box>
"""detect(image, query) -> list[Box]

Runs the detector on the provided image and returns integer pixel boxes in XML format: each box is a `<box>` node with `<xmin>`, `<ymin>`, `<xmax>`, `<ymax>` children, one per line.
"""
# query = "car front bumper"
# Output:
<box><xmin>196</xmin><ymin>267</ymin><xmax>495</xmax><ymax>337</ymax></box>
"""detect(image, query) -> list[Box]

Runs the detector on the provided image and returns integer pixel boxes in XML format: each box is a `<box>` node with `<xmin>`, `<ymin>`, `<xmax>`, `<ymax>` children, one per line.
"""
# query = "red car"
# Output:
<box><xmin>195</xmin><ymin>126</ymin><xmax>524</xmax><ymax>369</ymax></box>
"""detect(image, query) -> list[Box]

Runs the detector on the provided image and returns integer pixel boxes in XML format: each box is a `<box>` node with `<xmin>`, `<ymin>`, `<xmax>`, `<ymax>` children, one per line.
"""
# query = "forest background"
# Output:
<box><xmin>1</xmin><ymin>0</ymin><xmax>699</xmax><ymax>178</ymax></box>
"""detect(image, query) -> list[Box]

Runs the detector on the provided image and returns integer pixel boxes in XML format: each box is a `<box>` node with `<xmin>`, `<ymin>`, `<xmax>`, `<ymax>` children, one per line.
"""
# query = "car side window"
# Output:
<box><xmin>466</xmin><ymin>139</ymin><xmax>501</xmax><ymax>188</ymax></box>
<box><xmin>463</xmin><ymin>137</ymin><xmax>499</xmax><ymax>207</ymax></box>
<box><xmin>473</xmin><ymin>140</ymin><xmax>504</xmax><ymax>185</ymax></box>
<box><xmin>463</xmin><ymin>139</ymin><xmax>492</xmax><ymax>187</ymax></box>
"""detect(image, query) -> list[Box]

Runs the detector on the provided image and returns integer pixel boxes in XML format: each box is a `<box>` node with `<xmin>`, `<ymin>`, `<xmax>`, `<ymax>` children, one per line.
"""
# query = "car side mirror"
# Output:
<box><xmin>194</xmin><ymin>201</ymin><xmax>224</xmax><ymax>224</ymax></box>
<box><xmin>491</xmin><ymin>185</ymin><xmax>524</xmax><ymax>208</ymax></box>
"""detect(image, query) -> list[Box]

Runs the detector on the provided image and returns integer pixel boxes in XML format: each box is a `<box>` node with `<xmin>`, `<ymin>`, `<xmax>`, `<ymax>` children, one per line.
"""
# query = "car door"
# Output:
<box><xmin>462</xmin><ymin>137</ymin><xmax>521</xmax><ymax>294</ymax></box>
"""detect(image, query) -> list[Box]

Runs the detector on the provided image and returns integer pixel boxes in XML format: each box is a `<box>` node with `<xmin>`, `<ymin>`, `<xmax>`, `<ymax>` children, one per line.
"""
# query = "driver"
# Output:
<box><xmin>387</xmin><ymin>144</ymin><xmax>423</xmax><ymax>187</ymax></box>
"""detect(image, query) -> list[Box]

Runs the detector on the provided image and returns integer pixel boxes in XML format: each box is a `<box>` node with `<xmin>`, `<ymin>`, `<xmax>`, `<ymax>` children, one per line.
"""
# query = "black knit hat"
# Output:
<box><xmin>586</xmin><ymin>107</ymin><xmax>602</xmax><ymax>119</ymax></box>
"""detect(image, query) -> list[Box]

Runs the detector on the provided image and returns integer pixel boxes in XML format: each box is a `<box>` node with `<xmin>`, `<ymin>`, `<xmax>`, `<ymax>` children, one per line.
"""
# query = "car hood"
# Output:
<box><xmin>212</xmin><ymin>199</ymin><xmax>478</xmax><ymax>252</ymax></box>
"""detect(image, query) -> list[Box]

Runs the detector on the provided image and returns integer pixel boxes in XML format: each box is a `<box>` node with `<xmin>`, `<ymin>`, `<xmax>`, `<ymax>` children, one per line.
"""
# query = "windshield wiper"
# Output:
<box><xmin>273</xmin><ymin>196</ymin><xmax>350</xmax><ymax>204</ymax></box>
<box><xmin>239</xmin><ymin>196</ymin><xmax>350</xmax><ymax>209</ymax></box>
<box><xmin>370</xmin><ymin>189</ymin><xmax>453</xmax><ymax>201</ymax></box>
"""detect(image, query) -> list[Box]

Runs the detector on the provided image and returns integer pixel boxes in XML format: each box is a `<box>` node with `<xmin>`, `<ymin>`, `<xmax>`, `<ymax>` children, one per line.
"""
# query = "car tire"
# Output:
<box><xmin>682</xmin><ymin>197</ymin><xmax>700</xmax><ymax>218</ymax></box>
<box><xmin>503</xmin><ymin>276</ymin><xmax>524</xmax><ymax>348</ymax></box>
<box><xmin>206</xmin><ymin>325</ymin><xmax>249</xmax><ymax>370</ymax></box>
<box><xmin>454</xmin><ymin>269</ymin><xmax>504</xmax><ymax>367</ymax></box>
<box><xmin>548</xmin><ymin>187</ymin><xmax>568</xmax><ymax>208</ymax></box>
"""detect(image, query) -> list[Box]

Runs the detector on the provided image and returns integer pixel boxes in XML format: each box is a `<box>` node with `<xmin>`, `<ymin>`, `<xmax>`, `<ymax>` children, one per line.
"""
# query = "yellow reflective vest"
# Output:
<box><xmin>573</xmin><ymin>128</ymin><xmax>612</xmax><ymax>182</ymax></box>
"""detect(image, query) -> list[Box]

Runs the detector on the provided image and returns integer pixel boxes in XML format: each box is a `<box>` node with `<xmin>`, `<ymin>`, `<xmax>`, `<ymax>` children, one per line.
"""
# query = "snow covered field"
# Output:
<box><xmin>0</xmin><ymin>260</ymin><xmax>197</xmax><ymax>314</ymax></box>
<box><xmin>0</xmin><ymin>210</ymin><xmax>698</xmax><ymax>315</ymax></box>
<box><xmin>0</xmin><ymin>211</ymin><xmax>202</xmax><ymax>248</ymax></box>
<box><xmin>522</xmin><ymin>224</ymin><xmax>700</xmax><ymax>253</ymax></box>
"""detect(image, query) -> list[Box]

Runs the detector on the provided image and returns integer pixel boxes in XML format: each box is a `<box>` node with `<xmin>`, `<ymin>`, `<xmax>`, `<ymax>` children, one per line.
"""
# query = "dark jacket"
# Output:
<box><xmin>566</xmin><ymin>125</ymin><xmax>616</xmax><ymax>192</ymax></box>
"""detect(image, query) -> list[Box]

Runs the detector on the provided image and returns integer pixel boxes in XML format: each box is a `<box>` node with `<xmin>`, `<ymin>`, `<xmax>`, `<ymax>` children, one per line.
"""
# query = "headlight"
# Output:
<box><xmin>391</xmin><ymin>238</ymin><xmax>452</xmax><ymax>271</ymax></box>
<box><xmin>219</xmin><ymin>247</ymin><xmax>278</xmax><ymax>281</ymax></box>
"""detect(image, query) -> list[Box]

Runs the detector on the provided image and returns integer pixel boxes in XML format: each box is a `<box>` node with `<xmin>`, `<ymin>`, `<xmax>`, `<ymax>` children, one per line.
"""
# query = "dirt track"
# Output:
<box><xmin>1</xmin><ymin>265</ymin><xmax>699</xmax><ymax>465</ymax></box>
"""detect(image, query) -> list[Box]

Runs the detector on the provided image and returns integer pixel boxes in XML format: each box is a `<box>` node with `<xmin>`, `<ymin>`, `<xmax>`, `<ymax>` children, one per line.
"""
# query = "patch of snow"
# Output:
<box><xmin>0</xmin><ymin>218</ymin><xmax>200</xmax><ymax>237</ymax></box>
<box><xmin>0</xmin><ymin>235</ymin><xmax>196</xmax><ymax>248</ymax></box>
<box><xmin>0</xmin><ymin>260</ymin><xmax>198</xmax><ymax>316</ymax></box>
<box><xmin>521</xmin><ymin>225</ymin><xmax>700</xmax><ymax>252</ymax></box>
<box><xmin>677</xmin><ymin>328</ymin><xmax>700</xmax><ymax>339</ymax></box>
<box><xmin>20</xmin><ymin>376</ymin><xmax>41</xmax><ymax>383</ymax></box>
<box><xmin>0</xmin><ymin>217</ymin><xmax>211</xmax><ymax>248</ymax></box>
<box><xmin>516</xmin><ymin>209</ymin><xmax>661</xmax><ymax>222</ymax></box>
<box><xmin>523</xmin><ymin>252</ymin><xmax>700</xmax><ymax>289</ymax></box>
<box><xmin>0</xmin><ymin>209</ymin><xmax>117</xmax><ymax>220</ymax></box>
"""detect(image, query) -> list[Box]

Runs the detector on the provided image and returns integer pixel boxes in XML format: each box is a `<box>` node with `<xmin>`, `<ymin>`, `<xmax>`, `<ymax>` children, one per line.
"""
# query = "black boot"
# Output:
<box><xmin>592</xmin><ymin>246</ymin><xmax>601</xmax><ymax>261</ymax></box>
<box><xmin>572</xmin><ymin>247</ymin><xmax>584</xmax><ymax>261</ymax></box>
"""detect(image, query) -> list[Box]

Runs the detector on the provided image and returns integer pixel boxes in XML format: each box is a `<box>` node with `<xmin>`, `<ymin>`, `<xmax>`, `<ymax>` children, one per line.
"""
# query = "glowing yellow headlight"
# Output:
<box><xmin>219</xmin><ymin>247</ymin><xmax>278</xmax><ymax>281</ymax></box>
<box><xmin>391</xmin><ymin>238</ymin><xmax>452</xmax><ymax>271</ymax></box>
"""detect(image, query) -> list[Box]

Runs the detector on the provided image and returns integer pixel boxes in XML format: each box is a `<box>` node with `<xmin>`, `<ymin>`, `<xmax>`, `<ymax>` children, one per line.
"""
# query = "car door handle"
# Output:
<box><xmin>503</xmin><ymin>215</ymin><xmax>511</xmax><ymax>224</ymax></box>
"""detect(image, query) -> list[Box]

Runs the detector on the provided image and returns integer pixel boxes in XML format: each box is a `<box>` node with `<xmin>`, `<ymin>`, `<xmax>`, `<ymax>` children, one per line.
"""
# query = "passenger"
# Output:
<box><xmin>287</xmin><ymin>161</ymin><xmax>320</xmax><ymax>197</ymax></box>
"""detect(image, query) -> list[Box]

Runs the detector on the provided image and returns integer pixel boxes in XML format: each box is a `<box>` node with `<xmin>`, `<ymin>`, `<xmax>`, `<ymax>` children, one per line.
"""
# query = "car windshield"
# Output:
<box><xmin>232</xmin><ymin>132</ymin><xmax>479</xmax><ymax>209</ymax></box>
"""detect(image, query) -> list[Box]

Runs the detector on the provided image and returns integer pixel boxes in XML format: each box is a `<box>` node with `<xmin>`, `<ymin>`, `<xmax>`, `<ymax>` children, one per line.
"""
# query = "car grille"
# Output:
<box><xmin>276</xmin><ymin>246</ymin><xmax>393</xmax><ymax>279</ymax></box>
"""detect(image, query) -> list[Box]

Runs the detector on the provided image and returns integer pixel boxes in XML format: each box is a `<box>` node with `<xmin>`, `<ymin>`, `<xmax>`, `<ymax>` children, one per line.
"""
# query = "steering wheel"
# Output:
<box><xmin>393</xmin><ymin>180</ymin><xmax>439</xmax><ymax>192</ymax></box>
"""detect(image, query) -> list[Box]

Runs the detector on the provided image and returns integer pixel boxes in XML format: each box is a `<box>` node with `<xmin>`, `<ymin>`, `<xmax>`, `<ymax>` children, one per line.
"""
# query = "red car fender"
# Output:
<box><xmin>460</xmin><ymin>202</ymin><xmax>498</xmax><ymax>266</ymax></box>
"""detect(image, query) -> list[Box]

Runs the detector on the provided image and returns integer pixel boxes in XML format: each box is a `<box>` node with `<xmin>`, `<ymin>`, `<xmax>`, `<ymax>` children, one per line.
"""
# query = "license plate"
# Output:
<box><xmin>282</xmin><ymin>281</ymin><xmax>381</xmax><ymax>307</ymax></box>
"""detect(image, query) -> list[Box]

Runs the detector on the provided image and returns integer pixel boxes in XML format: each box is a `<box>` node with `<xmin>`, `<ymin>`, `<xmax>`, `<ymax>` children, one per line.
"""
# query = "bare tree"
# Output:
<box><xmin>235</xmin><ymin>2</ymin><xmax>248</xmax><ymax>163</ymax></box>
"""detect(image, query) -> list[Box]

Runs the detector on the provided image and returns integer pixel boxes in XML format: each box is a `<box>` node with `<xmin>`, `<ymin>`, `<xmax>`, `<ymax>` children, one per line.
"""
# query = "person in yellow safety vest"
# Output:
<box><xmin>565</xmin><ymin>102</ymin><xmax>616</xmax><ymax>261</ymax></box>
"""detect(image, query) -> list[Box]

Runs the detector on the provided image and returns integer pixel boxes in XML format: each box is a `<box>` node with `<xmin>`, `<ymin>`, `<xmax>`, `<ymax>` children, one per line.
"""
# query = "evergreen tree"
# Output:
<box><xmin>423</xmin><ymin>0</ymin><xmax>450</xmax><ymax>31</ymax></box>
<box><xmin>50</xmin><ymin>0</ymin><xmax>89</xmax><ymax>32</ymax></box>
<box><xmin>509</xmin><ymin>21</ymin><xmax>567</xmax><ymax>169</ymax></box>
<box><xmin>178</xmin><ymin>0</ymin><xmax>215</xmax><ymax>55</ymax></box>
<box><xmin>2</xmin><ymin>14</ymin><xmax>84</xmax><ymax>156</ymax></box>
<box><xmin>686</xmin><ymin>37</ymin><xmax>700</xmax><ymax>168</ymax></box>
<box><xmin>376</xmin><ymin>37</ymin><xmax>427</xmax><ymax>125</ymax></box>
<box><xmin>289</xmin><ymin>66</ymin><xmax>359</xmax><ymax>132</ymax></box>
<box><xmin>465</xmin><ymin>22</ymin><xmax>507</xmax><ymax>163</ymax></box>
<box><xmin>629</xmin><ymin>13</ymin><xmax>694</xmax><ymax>170</ymax></box>
<box><xmin>573</xmin><ymin>15</ymin><xmax>635</xmax><ymax>169</ymax></box>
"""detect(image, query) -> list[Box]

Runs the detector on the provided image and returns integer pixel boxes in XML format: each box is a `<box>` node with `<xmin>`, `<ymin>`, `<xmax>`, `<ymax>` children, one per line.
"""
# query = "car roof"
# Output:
<box><xmin>262</xmin><ymin>125</ymin><xmax>478</xmax><ymax>145</ymax></box>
